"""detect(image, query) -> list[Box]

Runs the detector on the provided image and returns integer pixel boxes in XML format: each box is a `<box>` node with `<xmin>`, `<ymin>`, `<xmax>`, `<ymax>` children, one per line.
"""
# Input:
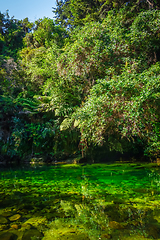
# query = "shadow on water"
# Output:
<box><xmin>0</xmin><ymin>162</ymin><xmax>160</xmax><ymax>239</ymax></box>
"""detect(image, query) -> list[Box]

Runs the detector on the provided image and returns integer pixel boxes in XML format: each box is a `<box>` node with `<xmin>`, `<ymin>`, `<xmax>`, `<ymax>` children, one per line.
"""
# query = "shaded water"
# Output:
<box><xmin>0</xmin><ymin>162</ymin><xmax>160</xmax><ymax>239</ymax></box>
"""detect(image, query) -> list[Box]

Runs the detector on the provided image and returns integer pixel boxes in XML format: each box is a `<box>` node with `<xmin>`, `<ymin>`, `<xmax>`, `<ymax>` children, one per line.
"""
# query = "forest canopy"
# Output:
<box><xmin>0</xmin><ymin>0</ymin><xmax>160</xmax><ymax>163</ymax></box>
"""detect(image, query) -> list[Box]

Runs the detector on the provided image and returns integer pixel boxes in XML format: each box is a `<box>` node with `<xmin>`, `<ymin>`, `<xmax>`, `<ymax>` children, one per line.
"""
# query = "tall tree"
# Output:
<box><xmin>0</xmin><ymin>11</ymin><xmax>34</xmax><ymax>58</ymax></box>
<box><xmin>23</xmin><ymin>17</ymin><xmax>66</xmax><ymax>48</ymax></box>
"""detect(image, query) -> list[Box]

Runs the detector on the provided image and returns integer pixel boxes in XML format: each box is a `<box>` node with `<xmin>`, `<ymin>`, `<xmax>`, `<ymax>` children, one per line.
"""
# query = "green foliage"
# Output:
<box><xmin>0</xmin><ymin>11</ymin><xmax>28</xmax><ymax>58</ymax></box>
<box><xmin>55</xmin><ymin>10</ymin><xmax>160</xmax><ymax>103</ymax></box>
<box><xmin>54</xmin><ymin>0</ymin><xmax>160</xmax><ymax>28</ymax></box>
<box><xmin>73</xmin><ymin>63</ymin><xmax>160</xmax><ymax>156</ymax></box>
<box><xmin>0</xmin><ymin>56</ymin><xmax>25</xmax><ymax>97</ymax></box>
<box><xmin>10</xmin><ymin>118</ymin><xmax>55</xmax><ymax>158</ymax></box>
<box><xmin>20</xmin><ymin>46</ymin><xmax>58</xmax><ymax>95</ymax></box>
<box><xmin>23</xmin><ymin>18</ymin><xmax>66</xmax><ymax>48</ymax></box>
<box><xmin>19</xmin><ymin>18</ymin><xmax>66</xmax><ymax>97</ymax></box>
<box><xmin>1</xmin><ymin>7</ymin><xmax>160</xmax><ymax>162</ymax></box>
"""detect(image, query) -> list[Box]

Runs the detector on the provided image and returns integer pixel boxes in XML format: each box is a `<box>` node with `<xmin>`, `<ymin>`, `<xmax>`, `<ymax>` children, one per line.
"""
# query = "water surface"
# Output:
<box><xmin>0</xmin><ymin>163</ymin><xmax>160</xmax><ymax>239</ymax></box>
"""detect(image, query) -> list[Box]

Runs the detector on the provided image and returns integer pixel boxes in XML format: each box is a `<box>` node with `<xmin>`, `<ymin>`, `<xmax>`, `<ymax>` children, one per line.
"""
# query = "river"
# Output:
<box><xmin>0</xmin><ymin>162</ymin><xmax>160</xmax><ymax>240</ymax></box>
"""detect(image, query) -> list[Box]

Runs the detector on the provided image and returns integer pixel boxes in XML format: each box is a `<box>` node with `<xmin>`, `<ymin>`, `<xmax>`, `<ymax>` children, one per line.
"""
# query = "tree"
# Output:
<box><xmin>54</xmin><ymin>9</ymin><xmax>160</xmax><ymax>105</ymax></box>
<box><xmin>73</xmin><ymin>63</ymin><xmax>160</xmax><ymax>159</ymax></box>
<box><xmin>53</xmin><ymin>0</ymin><xmax>160</xmax><ymax>28</ymax></box>
<box><xmin>23</xmin><ymin>17</ymin><xmax>66</xmax><ymax>48</ymax></box>
<box><xmin>1</xmin><ymin>5</ymin><xmax>160</xmax><ymax>163</ymax></box>
<box><xmin>53</xmin><ymin>9</ymin><xmax>160</xmax><ymax>159</ymax></box>
<box><xmin>0</xmin><ymin>11</ymin><xmax>27</xmax><ymax>58</ymax></box>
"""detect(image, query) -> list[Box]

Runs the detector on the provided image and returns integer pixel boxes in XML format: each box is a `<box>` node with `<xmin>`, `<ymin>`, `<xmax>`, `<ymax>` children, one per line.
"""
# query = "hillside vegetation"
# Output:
<box><xmin>0</xmin><ymin>1</ymin><xmax>160</xmax><ymax>163</ymax></box>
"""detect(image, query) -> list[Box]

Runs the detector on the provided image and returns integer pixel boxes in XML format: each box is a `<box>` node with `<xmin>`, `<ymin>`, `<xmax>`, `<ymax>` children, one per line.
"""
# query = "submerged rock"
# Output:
<box><xmin>0</xmin><ymin>232</ymin><xmax>17</xmax><ymax>240</ymax></box>
<box><xmin>101</xmin><ymin>233</ymin><xmax>112</xmax><ymax>239</ymax></box>
<box><xmin>9</xmin><ymin>214</ymin><xmax>21</xmax><ymax>221</ymax></box>
<box><xmin>24</xmin><ymin>217</ymin><xmax>47</xmax><ymax>228</ymax></box>
<box><xmin>43</xmin><ymin>219</ymin><xmax>90</xmax><ymax>240</ymax></box>
<box><xmin>20</xmin><ymin>223</ymin><xmax>31</xmax><ymax>231</ymax></box>
<box><xmin>10</xmin><ymin>224</ymin><xmax>19</xmax><ymax>230</ymax></box>
<box><xmin>58</xmin><ymin>232</ymin><xmax>90</xmax><ymax>240</ymax></box>
<box><xmin>0</xmin><ymin>215</ymin><xmax>8</xmax><ymax>224</ymax></box>
<box><xmin>108</xmin><ymin>221</ymin><xmax>124</xmax><ymax>229</ymax></box>
<box><xmin>43</xmin><ymin>229</ymin><xmax>89</xmax><ymax>240</ymax></box>
<box><xmin>22</xmin><ymin>229</ymin><xmax>43</xmax><ymax>240</ymax></box>
<box><xmin>0</xmin><ymin>224</ymin><xmax>8</xmax><ymax>231</ymax></box>
<box><xmin>1</xmin><ymin>212</ymin><xmax>13</xmax><ymax>217</ymax></box>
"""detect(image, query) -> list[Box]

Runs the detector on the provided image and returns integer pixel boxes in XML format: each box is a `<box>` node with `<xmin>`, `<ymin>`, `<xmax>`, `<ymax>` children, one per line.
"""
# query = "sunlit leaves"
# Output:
<box><xmin>73</xmin><ymin>63</ymin><xmax>160</xmax><ymax>155</ymax></box>
<box><xmin>23</xmin><ymin>18</ymin><xmax>66</xmax><ymax>48</ymax></box>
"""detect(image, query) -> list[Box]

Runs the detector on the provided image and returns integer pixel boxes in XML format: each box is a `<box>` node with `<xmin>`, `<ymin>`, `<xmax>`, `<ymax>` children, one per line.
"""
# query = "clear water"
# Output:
<box><xmin>0</xmin><ymin>163</ymin><xmax>160</xmax><ymax>240</ymax></box>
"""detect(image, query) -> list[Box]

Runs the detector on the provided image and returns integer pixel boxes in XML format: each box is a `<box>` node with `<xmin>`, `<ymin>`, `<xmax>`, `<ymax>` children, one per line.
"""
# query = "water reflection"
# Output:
<box><xmin>0</xmin><ymin>163</ymin><xmax>160</xmax><ymax>239</ymax></box>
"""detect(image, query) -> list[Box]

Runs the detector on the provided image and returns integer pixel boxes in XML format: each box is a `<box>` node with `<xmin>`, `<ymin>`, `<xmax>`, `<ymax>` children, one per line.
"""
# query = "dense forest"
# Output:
<box><xmin>0</xmin><ymin>0</ymin><xmax>160</xmax><ymax>164</ymax></box>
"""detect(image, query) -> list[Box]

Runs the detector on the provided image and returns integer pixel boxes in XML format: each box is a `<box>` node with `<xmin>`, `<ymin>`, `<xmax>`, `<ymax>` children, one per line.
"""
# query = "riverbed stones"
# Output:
<box><xmin>22</xmin><ymin>229</ymin><xmax>43</xmax><ymax>240</ymax></box>
<box><xmin>0</xmin><ymin>232</ymin><xmax>17</xmax><ymax>240</ymax></box>
<box><xmin>9</xmin><ymin>214</ymin><xmax>21</xmax><ymax>221</ymax></box>
<box><xmin>24</xmin><ymin>216</ymin><xmax>47</xmax><ymax>228</ymax></box>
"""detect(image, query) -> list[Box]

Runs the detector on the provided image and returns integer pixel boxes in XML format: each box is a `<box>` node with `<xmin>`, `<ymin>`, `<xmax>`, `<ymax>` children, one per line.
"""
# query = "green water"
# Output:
<box><xmin>0</xmin><ymin>163</ymin><xmax>160</xmax><ymax>240</ymax></box>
